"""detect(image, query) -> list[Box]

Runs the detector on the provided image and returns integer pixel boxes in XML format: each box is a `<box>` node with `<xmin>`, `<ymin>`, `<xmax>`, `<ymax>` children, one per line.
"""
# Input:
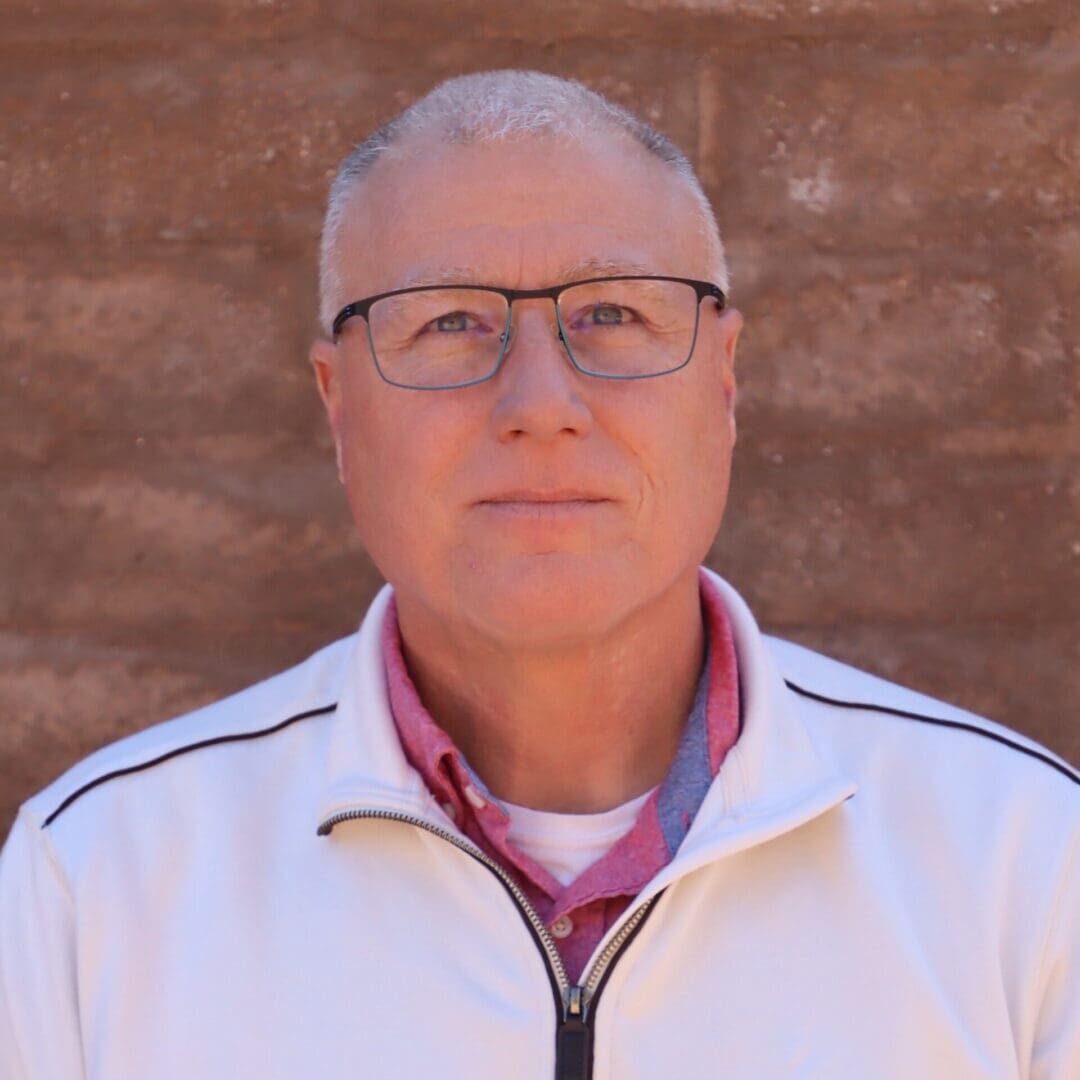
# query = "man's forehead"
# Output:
<box><xmin>336</xmin><ymin>131</ymin><xmax>711</xmax><ymax>297</ymax></box>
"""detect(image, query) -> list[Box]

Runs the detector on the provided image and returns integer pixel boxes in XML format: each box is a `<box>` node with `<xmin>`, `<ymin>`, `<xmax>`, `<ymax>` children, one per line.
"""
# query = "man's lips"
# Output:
<box><xmin>474</xmin><ymin>490</ymin><xmax>613</xmax><ymax>521</ymax></box>
<box><xmin>477</xmin><ymin>489</ymin><xmax>610</xmax><ymax>505</ymax></box>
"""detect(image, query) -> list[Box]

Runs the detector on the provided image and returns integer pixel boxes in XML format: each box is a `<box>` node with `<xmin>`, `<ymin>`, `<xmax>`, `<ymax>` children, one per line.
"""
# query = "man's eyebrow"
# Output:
<box><xmin>397</xmin><ymin>266</ymin><xmax>487</xmax><ymax>289</ymax></box>
<box><xmin>395</xmin><ymin>258</ymin><xmax>654</xmax><ymax>291</ymax></box>
<box><xmin>556</xmin><ymin>256</ymin><xmax>653</xmax><ymax>280</ymax></box>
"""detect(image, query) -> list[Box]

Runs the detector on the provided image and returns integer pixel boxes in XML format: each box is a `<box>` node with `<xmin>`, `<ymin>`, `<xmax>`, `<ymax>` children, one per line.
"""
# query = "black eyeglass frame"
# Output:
<box><xmin>330</xmin><ymin>274</ymin><xmax>726</xmax><ymax>391</ymax></box>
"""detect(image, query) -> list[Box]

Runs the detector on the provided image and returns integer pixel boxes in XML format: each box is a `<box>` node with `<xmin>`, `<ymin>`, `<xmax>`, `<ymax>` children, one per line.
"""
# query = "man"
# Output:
<box><xmin>1</xmin><ymin>70</ymin><xmax>1076</xmax><ymax>1079</ymax></box>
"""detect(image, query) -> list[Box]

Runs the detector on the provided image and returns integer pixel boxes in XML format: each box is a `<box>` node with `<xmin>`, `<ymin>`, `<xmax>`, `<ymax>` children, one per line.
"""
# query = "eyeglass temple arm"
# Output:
<box><xmin>331</xmin><ymin>302</ymin><xmax>366</xmax><ymax>340</ymax></box>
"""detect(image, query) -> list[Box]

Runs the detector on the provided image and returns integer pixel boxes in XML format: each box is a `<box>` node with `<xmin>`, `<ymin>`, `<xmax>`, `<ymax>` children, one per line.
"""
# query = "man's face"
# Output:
<box><xmin>311</xmin><ymin>131</ymin><xmax>742</xmax><ymax>648</ymax></box>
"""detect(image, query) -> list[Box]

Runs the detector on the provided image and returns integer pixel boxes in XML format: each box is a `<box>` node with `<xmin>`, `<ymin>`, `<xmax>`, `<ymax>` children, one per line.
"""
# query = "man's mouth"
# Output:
<box><xmin>477</xmin><ymin>490</ymin><xmax>612</xmax><ymax>520</ymax></box>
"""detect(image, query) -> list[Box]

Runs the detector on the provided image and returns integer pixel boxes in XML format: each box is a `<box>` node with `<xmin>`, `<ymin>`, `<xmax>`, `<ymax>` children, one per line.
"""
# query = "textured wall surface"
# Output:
<box><xmin>2</xmin><ymin>0</ymin><xmax>1078</xmax><ymax>834</ymax></box>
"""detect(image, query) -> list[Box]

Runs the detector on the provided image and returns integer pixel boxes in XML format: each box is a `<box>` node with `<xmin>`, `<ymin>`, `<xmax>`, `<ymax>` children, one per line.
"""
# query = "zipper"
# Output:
<box><xmin>318</xmin><ymin>808</ymin><xmax>660</xmax><ymax>1080</ymax></box>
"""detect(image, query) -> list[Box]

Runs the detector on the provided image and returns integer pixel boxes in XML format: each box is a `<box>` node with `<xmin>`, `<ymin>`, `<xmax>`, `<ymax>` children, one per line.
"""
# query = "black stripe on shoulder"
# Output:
<box><xmin>785</xmin><ymin>680</ymin><xmax>1079</xmax><ymax>787</ymax></box>
<box><xmin>43</xmin><ymin>703</ymin><xmax>337</xmax><ymax>828</ymax></box>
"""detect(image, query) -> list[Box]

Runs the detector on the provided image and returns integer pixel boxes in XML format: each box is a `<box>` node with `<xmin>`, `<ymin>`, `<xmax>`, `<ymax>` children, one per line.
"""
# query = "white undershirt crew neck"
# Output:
<box><xmin>501</xmin><ymin>788</ymin><xmax>656</xmax><ymax>887</ymax></box>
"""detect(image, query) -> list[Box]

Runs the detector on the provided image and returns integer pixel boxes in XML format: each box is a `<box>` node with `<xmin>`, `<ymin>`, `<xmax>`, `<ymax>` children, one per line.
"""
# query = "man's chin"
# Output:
<box><xmin>448</xmin><ymin>550</ymin><xmax>646</xmax><ymax>648</ymax></box>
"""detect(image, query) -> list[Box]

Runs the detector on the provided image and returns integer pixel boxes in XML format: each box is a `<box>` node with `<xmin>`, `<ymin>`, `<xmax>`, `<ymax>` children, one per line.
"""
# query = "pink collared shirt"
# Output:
<box><xmin>381</xmin><ymin>571</ymin><xmax>741</xmax><ymax>984</ymax></box>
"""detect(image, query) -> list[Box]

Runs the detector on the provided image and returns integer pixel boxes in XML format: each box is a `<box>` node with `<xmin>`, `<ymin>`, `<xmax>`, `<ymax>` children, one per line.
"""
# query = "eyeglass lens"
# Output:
<box><xmin>366</xmin><ymin>279</ymin><xmax>701</xmax><ymax>389</ymax></box>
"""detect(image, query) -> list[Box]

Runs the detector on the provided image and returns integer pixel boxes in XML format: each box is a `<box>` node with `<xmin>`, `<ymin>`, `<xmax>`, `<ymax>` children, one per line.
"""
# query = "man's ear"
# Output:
<box><xmin>716</xmin><ymin>307</ymin><xmax>743</xmax><ymax>441</ymax></box>
<box><xmin>309</xmin><ymin>338</ymin><xmax>346</xmax><ymax>482</ymax></box>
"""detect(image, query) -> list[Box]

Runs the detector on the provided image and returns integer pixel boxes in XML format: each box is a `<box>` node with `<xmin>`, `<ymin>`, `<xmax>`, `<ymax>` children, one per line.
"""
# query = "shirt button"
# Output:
<box><xmin>550</xmin><ymin>915</ymin><xmax>574</xmax><ymax>940</ymax></box>
<box><xmin>464</xmin><ymin>785</ymin><xmax>487</xmax><ymax>811</ymax></box>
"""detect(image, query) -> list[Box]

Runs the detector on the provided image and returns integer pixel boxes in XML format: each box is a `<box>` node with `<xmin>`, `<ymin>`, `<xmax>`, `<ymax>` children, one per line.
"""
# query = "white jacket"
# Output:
<box><xmin>2</xmin><ymin>573</ymin><xmax>1077</xmax><ymax>1079</ymax></box>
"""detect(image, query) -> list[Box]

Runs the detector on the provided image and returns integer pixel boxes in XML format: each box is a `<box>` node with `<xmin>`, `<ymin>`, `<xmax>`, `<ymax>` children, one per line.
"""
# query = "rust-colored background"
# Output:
<box><xmin>2</xmin><ymin>1</ymin><xmax>1078</xmax><ymax>835</ymax></box>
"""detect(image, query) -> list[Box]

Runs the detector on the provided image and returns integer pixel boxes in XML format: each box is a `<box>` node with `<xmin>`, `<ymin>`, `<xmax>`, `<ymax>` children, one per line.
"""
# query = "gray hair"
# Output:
<box><xmin>318</xmin><ymin>69</ymin><xmax>728</xmax><ymax>334</ymax></box>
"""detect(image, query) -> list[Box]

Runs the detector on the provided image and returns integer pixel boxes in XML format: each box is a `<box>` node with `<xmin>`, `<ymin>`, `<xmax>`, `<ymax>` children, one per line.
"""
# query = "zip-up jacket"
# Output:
<box><xmin>2</xmin><ymin>572</ymin><xmax>1078</xmax><ymax>1079</ymax></box>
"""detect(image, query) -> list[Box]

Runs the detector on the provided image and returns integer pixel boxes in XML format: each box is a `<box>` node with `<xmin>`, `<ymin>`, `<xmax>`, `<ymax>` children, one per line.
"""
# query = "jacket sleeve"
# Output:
<box><xmin>0</xmin><ymin>808</ymin><xmax>86</xmax><ymax>1079</ymax></box>
<box><xmin>1029</xmin><ymin>831</ymin><xmax>1080</xmax><ymax>1079</ymax></box>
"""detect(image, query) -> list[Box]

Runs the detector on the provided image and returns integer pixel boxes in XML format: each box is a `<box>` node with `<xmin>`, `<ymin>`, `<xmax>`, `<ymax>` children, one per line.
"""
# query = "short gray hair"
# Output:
<box><xmin>318</xmin><ymin>69</ymin><xmax>728</xmax><ymax>334</ymax></box>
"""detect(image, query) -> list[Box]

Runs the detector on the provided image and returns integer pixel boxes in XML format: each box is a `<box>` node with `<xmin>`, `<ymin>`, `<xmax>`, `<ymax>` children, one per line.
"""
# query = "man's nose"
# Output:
<box><xmin>488</xmin><ymin>302</ymin><xmax>594</xmax><ymax>443</ymax></box>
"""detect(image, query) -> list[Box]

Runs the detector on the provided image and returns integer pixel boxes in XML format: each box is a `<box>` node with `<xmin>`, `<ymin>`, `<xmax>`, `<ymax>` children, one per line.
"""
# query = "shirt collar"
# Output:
<box><xmin>380</xmin><ymin>570</ymin><xmax>741</xmax><ymax>821</ymax></box>
<box><xmin>314</xmin><ymin>571</ymin><xmax>857</xmax><ymax>861</ymax></box>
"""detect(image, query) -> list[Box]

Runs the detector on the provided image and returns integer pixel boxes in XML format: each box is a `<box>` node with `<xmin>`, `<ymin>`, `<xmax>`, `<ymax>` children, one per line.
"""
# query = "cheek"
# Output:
<box><xmin>632</xmin><ymin>383</ymin><xmax>733</xmax><ymax>539</ymax></box>
<box><xmin>341</xmin><ymin>374</ymin><xmax>431</xmax><ymax>482</ymax></box>
<box><xmin>337</xmin><ymin>390</ymin><xmax>470</xmax><ymax>560</ymax></box>
<box><xmin>695</xmin><ymin>403</ymin><xmax>736</xmax><ymax>510</ymax></box>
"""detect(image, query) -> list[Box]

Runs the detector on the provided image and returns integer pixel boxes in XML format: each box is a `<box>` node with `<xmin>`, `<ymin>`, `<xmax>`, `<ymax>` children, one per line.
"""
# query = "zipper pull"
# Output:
<box><xmin>555</xmin><ymin>986</ymin><xmax>591</xmax><ymax>1080</ymax></box>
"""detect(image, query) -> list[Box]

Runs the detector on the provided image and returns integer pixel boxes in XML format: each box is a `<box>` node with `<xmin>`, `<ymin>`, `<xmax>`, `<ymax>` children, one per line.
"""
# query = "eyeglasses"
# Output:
<box><xmin>331</xmin><ymin>275</ymin><xmax>726</xmax><ymax>391</ymax></box>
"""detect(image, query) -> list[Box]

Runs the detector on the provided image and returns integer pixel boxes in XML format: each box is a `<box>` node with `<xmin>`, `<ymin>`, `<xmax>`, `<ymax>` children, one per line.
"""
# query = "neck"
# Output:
<box><xmin>394</xmin><ymin>571</ymin><xmax>705</xmax><ymax>813</ymax></box>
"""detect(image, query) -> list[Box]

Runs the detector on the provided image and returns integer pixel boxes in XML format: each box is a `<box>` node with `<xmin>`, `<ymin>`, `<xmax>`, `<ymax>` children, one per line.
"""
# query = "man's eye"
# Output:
<box><xmin>430</xmin><ymin>312</ymin><xmax>474</xmax><ymax>332</ymax></box>
<box><xmin>569</xmin><ymin>303</ymin><xmax>641</xmax><ymax>330</ymax></box>
<box><xmin>589</xmin><ymin>304</ymin><xmax>628</xmax><ymax>326</ymax></box>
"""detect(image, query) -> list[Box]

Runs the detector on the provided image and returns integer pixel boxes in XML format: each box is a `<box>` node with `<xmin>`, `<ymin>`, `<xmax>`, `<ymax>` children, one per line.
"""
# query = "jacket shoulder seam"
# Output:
<box><xmin>17</xmin><ymin>805</ymin><xmax>76</xmax><ymax>904</ymax></box>
<box><xmin>42</xmin><ymin>702</ymin><xmax>338</xmax><ymax>828</ymax></box>
<box><xmin>1033</xmin><ymin>829</ymin><xmax>1078</xmax><ymax>1017</ymax></box>
<box><xmin>785</xmin><ymin>680</ymin><xmax>1079</xmax><ymax>787</ymax></box>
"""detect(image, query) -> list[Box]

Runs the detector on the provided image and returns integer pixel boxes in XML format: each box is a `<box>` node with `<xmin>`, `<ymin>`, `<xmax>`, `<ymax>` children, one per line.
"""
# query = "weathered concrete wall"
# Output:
<box><xmin>2</xmin><ymin>0</ymin><xmax>1077</xmax><ymax>833</ymax></box>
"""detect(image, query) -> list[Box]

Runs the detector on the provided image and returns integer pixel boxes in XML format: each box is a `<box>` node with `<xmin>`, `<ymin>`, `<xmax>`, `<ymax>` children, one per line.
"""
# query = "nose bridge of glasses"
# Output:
<box><xmin>501</xmin><ymin>293</ymin><xmax>569</xmax><ymax>354</ymax></box>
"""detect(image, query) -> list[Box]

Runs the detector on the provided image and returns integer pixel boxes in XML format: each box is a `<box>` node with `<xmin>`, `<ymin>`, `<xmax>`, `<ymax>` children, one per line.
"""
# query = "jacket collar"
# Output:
<box><xmin>314</xmin><ymin>571</ymin><xmax>857</xmax><ymax>877</ymax></box>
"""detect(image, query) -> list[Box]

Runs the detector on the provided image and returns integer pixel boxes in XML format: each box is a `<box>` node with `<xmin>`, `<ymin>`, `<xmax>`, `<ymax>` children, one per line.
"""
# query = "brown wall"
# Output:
<box><xmin>2</xmin><ymin>1</ymin><xmax>1078</xmax><ymax>835</ymax></box>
